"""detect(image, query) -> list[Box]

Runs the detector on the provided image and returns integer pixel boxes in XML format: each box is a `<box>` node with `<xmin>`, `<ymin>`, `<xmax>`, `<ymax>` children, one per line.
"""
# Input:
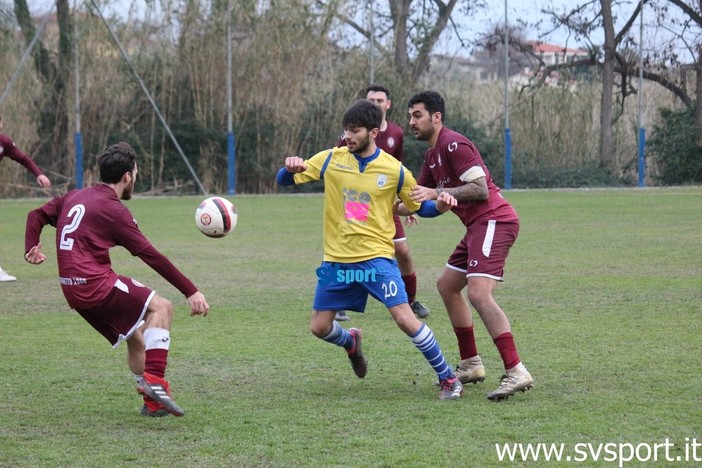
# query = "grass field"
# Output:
<box><xmin>1</xmin><ymin>188</ymin><xmax>700</xmax><ymax>467</ymax></box>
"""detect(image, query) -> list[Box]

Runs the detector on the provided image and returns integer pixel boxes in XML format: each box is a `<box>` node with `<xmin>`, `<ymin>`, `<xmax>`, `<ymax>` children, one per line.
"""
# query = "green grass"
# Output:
<box><xmin>1</xmin><ymin>187</ymin><xmax>700</xmax><ymax>467</ymax></box>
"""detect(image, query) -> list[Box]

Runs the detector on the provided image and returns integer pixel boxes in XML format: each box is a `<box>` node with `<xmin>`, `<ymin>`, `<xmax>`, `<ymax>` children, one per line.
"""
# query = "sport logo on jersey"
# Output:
<box><xmin>387</xmin><ymin>137</ymin><xmax>396</xmax><ymax>148</ymax></box>
<box><xmin>342</xmin><ymin>187</ymin><xmax>370</xmax><ymax>223</ymax></box>
<box><xmin>376</xmin><ymin>174</ymin><xmax>388</xmax><ymax>188</ymax></box>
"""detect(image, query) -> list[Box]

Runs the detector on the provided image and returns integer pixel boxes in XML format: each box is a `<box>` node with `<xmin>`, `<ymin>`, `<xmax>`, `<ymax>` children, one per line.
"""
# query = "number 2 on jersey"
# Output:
<box><xmin>59</xmin><ymin>204</ymin><xmax>86</xmax><ymax>251</ymax></box>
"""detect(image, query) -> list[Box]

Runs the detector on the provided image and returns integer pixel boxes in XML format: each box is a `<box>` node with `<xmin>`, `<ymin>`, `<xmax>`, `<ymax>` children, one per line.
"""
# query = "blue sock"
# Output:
<box><xmin>410</xmin><ymin>323</ymin><xmax>454</xmax><ymax>381</ymax></box>
<box><xmin>321</xmin><ymin>321</ymin><xmax>354</xmax><ymax>350</ymax></box>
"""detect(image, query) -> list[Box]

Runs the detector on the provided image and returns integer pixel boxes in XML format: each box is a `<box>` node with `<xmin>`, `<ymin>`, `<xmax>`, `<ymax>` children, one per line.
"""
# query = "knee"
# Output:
<box><xmin>436</xmin><ymin>275</ymin><xmax>458</xmax><ymax>297</ymax></box>
<box><xmin>467</xmin><ymin>287</ymin><xmax>490</xmax><ymax>310</ymax></box>
<box><xmin>151</xmin><ymin>296</ymin><xmax>174</xmax><ymax>322</ymax></box>
<box><xmin>309</xmin><ymin>314</ymin><xmax>332</xmax><ymax>338</ymax></box>
<box><xmin>392</xmin><ymin>307</ymin><xmax>420</xmax><ymax>335</ymax></box>
<box><xmin>309</xmin><ymin>322</ymin><xmax>326</xmax><ymax>338</ymax></box>
<box><xmin>436</xmin><ymin>276</ymin><xmax>446</xmax><ymax>294</ymax></box>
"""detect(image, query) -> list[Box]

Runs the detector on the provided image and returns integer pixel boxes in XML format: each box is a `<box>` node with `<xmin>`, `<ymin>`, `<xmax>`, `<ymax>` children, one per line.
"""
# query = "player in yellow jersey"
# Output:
<box><xmin>277</xmin><ymin>99</ymin><xmax>463</xmax><ymax>399</ymax></box>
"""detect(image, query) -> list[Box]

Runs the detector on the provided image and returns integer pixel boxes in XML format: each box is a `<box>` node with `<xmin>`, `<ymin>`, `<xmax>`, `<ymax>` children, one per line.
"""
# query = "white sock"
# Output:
<box><xmin>143</xmin><ymin>327</ymin><xmax>171</xmax><ymax>351</ymax></box>
<box><xmin>133</xmin><ymin>373</ymin><xmax>143</xmax><ymax>384</ymax></box>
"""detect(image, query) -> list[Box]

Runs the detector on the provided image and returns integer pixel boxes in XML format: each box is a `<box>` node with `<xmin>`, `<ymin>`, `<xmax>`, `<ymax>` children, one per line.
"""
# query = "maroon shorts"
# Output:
<box><xmin>392</xmin><ymin>215</ymin><xmax>406</xmax><ymax>241</ymax></box>
<box><xmin>74</xmin><ymin>276</ymin><xmax>155</xmax><ymax>348</ymax></box>
<box><xmin>447</xmin><ymin>220</ymin><xmax>519</xmax><ymax>281</ymax></box>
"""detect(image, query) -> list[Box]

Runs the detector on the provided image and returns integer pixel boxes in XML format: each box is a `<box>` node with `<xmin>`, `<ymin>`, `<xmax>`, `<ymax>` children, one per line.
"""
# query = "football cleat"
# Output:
<box><xmin>347</xmin><ymin>328</ymin><xmax>368</xmax><ymax>378</ymax></box>
<box><xmin>137</xmin><ymin>372</ymin><xmax>185</xmax><ymax>416</ymax></box>
<box><xmin>455</xmin><ymin>356</ymin><xmax>486</xmax><ymax>385</ymax></box>
<box><xmin>487</xmin><ymin>367</ymin><xmax>534</xmax><ymax>401</ymax></box>
<box><xmin>0</xmin><ymin>270</ymin><xmax>17</xmax><ymax>282</ymax></box>
<box><xmin>439</xmin><ymin>377</ymin><xmax>464</xmax><ymax>400</ymax></box>
<box><xmin>140</xmin><ymin>400</ymin><xmax>170</xmax><ymax>417</ymax></box>
<box><xmin>410</xmin><ymin>301</ymin><xmax>430</xmax><ymax>319</ymax></box>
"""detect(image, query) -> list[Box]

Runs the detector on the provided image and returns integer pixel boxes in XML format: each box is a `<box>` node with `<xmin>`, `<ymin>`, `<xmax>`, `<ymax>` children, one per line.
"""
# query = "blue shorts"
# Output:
<box><xmin>313</xmin><ymin>258</ymin><xmax>408</xmax><ymax>312</ymax></box>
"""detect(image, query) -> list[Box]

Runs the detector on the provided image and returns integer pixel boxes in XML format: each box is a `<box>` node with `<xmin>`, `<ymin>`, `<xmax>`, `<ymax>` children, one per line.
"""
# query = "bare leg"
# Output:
<box><xmin>394</xmin><ymin>240</ymin><xmax>414</xmax><ymax>276</ymax></box>
<box><xmin>436</xmin><ymin>267</ymin><xmax>473</xmax><ymax>327</ymax></box>
<box><xmin>310</xmin><ymin>310</ymin><xmax>337</xmax><ymax>337</ymax></box>
<box><xmin>126</xmin><ymin>327</ymin><xmax>145</xmax><ymax>375</ymax></box>
<box><xmin>466</xmin><ymin>277</ymin><xmax>511</xmax><ymax>339</ymax></box>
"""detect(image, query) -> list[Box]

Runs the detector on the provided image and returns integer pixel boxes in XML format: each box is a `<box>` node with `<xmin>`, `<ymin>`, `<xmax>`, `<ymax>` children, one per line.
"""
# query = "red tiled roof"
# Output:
<box><xmin>528</xmin><ymin>41</ymin><xmax>586</xmax><ymax>55</ymax></box>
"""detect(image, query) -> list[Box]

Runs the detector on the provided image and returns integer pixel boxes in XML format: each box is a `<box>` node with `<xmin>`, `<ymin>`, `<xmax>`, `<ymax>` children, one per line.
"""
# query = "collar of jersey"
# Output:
<box><xmin>352</xmin><ymin>147</ymin><xmax>380</xmax><ymax>173</ymax></box>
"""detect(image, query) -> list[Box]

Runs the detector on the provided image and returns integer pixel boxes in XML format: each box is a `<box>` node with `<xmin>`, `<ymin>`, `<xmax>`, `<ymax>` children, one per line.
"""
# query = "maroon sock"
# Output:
<box><xmin>454</xmin><ymin>326</ymin><xmax>478</xmax><ymax>360</ymax></box>
<box><xmin>145</xmin><ymin>349</ymin><xmax>169</xmax><ymax>379</ymax></box>
<box><xmin>493</xmin><ymin>332</ymin><xmax>521</xmax><ymax>370</ymax></box>
<box><xmin>402</xmin><ymin>273</ymin><xmax>417</xmax><ymax>304</ymax></box>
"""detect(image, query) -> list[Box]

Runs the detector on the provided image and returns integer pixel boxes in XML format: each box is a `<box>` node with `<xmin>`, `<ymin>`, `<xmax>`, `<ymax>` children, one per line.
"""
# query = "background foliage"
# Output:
<box><xmin>1</xmin><ymin>0</ymin><xmax>701</xmax><ymax>197</ymax></box>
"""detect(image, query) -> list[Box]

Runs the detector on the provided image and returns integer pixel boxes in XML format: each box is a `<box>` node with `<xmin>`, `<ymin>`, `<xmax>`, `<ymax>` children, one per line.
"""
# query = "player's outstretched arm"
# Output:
<box><xmin>36</xmin><ymin>175</ymin><xmax>51</xmax><ymax>188</ymax></box>
<box><xmin>398</xmin><ymin>192</ymin><xmax>457</xmax><ymax>218</ymax></box>
<box><xmin>24</xmin><ymin>243</ymin><xmax>47</xmax><ymax>265</ymax></box>
<box><xmin>393</xmin><ymin>200</ymin><xmax>411</xmax><ymax>216</ymax></box>
<box><xmin>187</xmin><ymin>291</ymin><xmax>209</xmax><ymax>317</ymax></box>
<box><xmin>435</xmin><ymin>191</ymin><xmax>458</xmax><ymax>212</ymax></box>
<box><xmin>276</xmin><ymin>156</ymin><xmax>309</xmax><ymax>186</ymax></box>
<box><xmin>409</xmin><ymin>184</ymin><xmax>438</xmax><ymax>203</ymax></box>
<box><xmin>284</xmin><ymin>156</ymin><xmax>308</xmax><ymax>173</ymax></box>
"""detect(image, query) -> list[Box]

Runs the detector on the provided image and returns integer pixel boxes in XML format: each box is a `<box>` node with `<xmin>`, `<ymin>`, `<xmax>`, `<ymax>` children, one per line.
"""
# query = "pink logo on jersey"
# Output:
<box><xmin>345</xmin><ymin>201</ymin><xmax>369</xmax><ymax>222</ymax></box>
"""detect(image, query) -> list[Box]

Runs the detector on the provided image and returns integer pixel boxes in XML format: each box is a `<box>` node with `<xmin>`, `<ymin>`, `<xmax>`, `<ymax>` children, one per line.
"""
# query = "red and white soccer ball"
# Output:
<box><xmin>195</xmin><ymin>196</ymin><xmax>238</xmax><ymax>238</ymax></box>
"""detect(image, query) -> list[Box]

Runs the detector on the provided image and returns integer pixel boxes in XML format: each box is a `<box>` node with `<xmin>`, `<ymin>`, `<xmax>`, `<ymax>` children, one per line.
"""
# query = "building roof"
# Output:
<box><xmin>528</xmin><ymin>41</ymin><xmax>587</xmax><ymax>55</ymax></box>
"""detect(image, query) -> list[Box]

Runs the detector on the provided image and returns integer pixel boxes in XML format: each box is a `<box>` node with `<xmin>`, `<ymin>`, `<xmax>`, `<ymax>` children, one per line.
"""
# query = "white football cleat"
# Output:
<box><xmin>0</xmin><ymin>270</ymin><xmax>17</xmax><ymax>282</ymax></box>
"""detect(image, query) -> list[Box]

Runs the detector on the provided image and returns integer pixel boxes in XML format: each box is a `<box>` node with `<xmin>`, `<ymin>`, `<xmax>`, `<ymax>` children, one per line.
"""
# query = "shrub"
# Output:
<box><xmin>648</xmin><ymin>107</ymin><xmax>702</xmax><ymax>185</ymax></box>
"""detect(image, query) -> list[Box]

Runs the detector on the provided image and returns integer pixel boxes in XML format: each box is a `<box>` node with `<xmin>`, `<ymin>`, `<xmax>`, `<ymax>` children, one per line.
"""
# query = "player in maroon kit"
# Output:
<box><xmin>334</xmin><ymin>84</ymin><xmax>430</xmax><ymax>322</ymax></box>
<box><xmin>24</xmin><ymin>142</ymin><xmax>209</xmax><ymax>416</ymax></box>
<box><xmin>0</xmin><ymin>114</ymin><xmax>51</xmax><ymax>282</ymax></box>
<box><xmin>398</xmin><ymin>91</ymin><xmax>533</xmax><ymax>401</ymax></box>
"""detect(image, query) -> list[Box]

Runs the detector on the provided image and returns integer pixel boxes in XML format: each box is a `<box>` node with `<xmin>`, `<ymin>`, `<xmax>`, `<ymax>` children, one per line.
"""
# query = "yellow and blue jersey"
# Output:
<box><xmin>294</xmin><ymin>146</ymin><xmax>421</xmax><ymax>262</ymax></box>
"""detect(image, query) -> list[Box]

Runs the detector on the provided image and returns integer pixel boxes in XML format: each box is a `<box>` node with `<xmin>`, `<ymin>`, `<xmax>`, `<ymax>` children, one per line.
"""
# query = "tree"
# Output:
<box><xmin>649</xmin><ymin>0</ymin><xmax>702</xmax><ymax>128</ymax></box>
<box><xmin>14</xmin><ymin>0</ymin><xmax>72</xmax><ymax>178</ymax></box>
<box><xmin>600</xmin><ymin>0</ymin><xmax>615</xmax><ymax>168</ymax></box>
<box><xmin>537</xmin><ymin>0</ymin><xmax>702</xmax><ymax>166</ymax></box>
<box><xmin>330</xmin><ymin>0</ymin><xmax>476</xmax><ymax>86</ymax></box>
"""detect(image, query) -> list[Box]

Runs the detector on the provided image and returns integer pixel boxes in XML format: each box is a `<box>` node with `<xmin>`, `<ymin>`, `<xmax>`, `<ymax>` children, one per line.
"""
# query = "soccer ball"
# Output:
<box><xmin>195</xmin><ymin>196</ymin><xmax>238</xmax><ymax>238</ymax></box>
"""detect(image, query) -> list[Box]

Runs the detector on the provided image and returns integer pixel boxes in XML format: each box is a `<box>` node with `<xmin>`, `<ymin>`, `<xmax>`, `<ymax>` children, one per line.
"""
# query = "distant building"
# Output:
<box><xmin>430</xmin><ymin>41</ymin><xmax>589</xmax><ymax>90</ymax></box>
<box><xmin>528</xmin><ymin>41</ymin><xmax>589</xmax><ymax>66</ymax></box>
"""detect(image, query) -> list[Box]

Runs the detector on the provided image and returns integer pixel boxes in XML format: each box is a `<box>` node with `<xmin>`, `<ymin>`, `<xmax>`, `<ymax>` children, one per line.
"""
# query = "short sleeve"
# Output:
<box><xmin>397</xmin><ymin>165</ymin><xmax>421</xmax><ymax>212</ymax></box>
<box><xmin>293</xmin><ymin>149</ymin><xmax>333</xmax><ymax>184</ymax></box>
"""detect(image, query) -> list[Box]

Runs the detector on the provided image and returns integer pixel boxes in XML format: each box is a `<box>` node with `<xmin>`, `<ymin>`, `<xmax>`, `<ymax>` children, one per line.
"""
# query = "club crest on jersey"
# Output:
<box><xmin>387</xmin><ymin>137</ymin><xmax>396</xmax><ymax>148</ymax></box>
<box><xmin>377</xmin><ymin>174</ymin><xmax>388</xmax><ymax>188</ymax></box>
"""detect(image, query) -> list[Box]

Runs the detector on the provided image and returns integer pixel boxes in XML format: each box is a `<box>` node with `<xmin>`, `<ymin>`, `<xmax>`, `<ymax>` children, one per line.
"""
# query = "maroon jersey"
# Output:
<box><xmin>417</xmin><ymin>127</ymin><xmax>518</xmax><ymax>227</ymax></box>
<box><xmin>0</xmin><ymin>134</ymin><xmax>43</xmax><ymax>177</ymax></box>
<box><xmin>25</xmin><ymin>184</ymin><xmax>197</xmax><ymax>309</ymax></box>
<box><xmin>337</xmin><ymin>120</ymin><xmax>405</xmax><ymax>162</ymax></box>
